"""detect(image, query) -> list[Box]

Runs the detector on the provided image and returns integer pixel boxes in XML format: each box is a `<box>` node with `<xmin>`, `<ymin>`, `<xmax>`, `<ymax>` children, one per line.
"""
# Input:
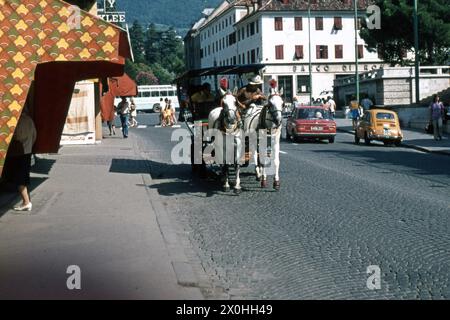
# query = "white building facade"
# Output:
<box><xmin>186</xmin><ymin>0</ymin><xmax>386</xmax><ymax>104</ymax></box>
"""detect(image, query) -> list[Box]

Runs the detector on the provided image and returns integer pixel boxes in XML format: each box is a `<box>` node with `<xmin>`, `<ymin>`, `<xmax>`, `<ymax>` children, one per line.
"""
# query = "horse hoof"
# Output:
<box><xmin>234</xmin><ymin>188</ymin><xmax>242</xmax><ymax>195</ymax></box>
<box><xmin>261</xmin><ymin>180</ymin><xmax>268</xmax><ymax>188</ymax></box>
<box><xmin>223</xmin><ymin>186</ymin><xmax>231</xmax><ymax>192</ymax></box>
<box><xmin>273</xmin><ymin>181</ymin><xmax>281</xmax><ymax>191</ymax></box>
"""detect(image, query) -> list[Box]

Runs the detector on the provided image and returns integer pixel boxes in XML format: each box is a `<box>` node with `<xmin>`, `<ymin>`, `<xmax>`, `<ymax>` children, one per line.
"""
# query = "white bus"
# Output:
<box><xmin>115</xmin><ymin>85</ymin><xmax>179</xmax><ymax>113</ymax></box>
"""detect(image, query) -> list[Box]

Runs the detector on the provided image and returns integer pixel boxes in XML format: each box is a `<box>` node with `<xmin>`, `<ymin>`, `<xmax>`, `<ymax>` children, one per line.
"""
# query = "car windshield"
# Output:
<box><xmin>376</xmin><ymin>113</ymin><xmax>395</xmax><ymax>120</ymax></box>
<box><xmin>297</xmin><ymin>108</ymin><xmax>331</xmax><ymax>120</ymax></box>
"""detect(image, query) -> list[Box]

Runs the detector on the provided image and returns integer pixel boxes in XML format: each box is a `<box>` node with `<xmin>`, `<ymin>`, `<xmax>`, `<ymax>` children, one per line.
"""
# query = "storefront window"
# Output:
<box><xmin>297</xmin><ymin>75</ymin><xmax>311</xmax><ymax>94</ymax></box>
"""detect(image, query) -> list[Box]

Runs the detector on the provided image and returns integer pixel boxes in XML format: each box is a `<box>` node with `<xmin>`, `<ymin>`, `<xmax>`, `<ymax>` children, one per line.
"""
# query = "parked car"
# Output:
<box><xmin>286</xmin><ymin>105</ymin><xmax>337</xmax><ymax>143</ymax></box>
<box><xmin>355</xmin><ymin>109</ymin><xmax>403</xmax><ymax>146</ymax></box>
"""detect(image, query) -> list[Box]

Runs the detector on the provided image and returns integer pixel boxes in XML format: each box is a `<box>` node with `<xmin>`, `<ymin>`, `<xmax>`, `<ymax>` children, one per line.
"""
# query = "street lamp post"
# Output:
<box><xmin>414</xmin><ymin>0</ymin><xmax>420</xmax><ymax>104</ymax></box>
<box><xmin>354</xmin><ymin>0</ymin><xmax>360</xmax><ymax>102</ymax></box>
<box><xmin>308</xmin><ymin>0</ymin><xmax>312</xmax><ymax>104</ymax></box>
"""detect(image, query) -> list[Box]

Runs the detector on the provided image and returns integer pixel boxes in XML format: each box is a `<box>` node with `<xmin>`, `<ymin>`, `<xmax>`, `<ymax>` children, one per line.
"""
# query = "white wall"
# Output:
<box><xmin>260</xmin><ymin>12</ymin><xmax>381</xmax><ymax>64</ymax></box>
<box><xmin>195</xmin><ymin>7</ymin><xmax>386</xmax><ymax>99</ymax></box>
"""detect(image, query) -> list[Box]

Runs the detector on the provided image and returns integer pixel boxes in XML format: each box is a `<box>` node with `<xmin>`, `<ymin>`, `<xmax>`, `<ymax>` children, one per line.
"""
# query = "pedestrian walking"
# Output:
<box><xmin>161</xmin><ymin>103</ymin><xmax>173</xmax><ymax>127</ymax></box>
<box><xmin>117</xmin><ymin>97</ymin><xmax>130</xmax><ymax>138</ymax></box>
<box><xmin>159</xmin><ymin>98</ymin><xmax>169</xmax><ymax>126</ymax></box>
<box><xmin>129</xmin><ymin>97</ymin><xmax>138</xmax><ymax>128</ymax></box>
<box><xmin>169</xmin><ymin>99</ymin><xmax>177</xmax><ymax>125</ymax></box>
<box><xmin>429</xmin><ymin>94</ymin><xmax>445</xmax><ymax>141</ymax></box>
<box><xmin>327</xmin><ymin>96</ymin><xmax>336</xmax><ymax>119</ymax></box>
<box><xmin>350</xmin><ymin>96</ymin><xmax>360</xmax><ymax>130</ymax></box>
<box><xmin>361</xmin><ymin>95</ymin><xmax>374</xmax><ymax>112</ymax></box>
<box><xmin>3</xmin><ymin>109</ymin><xmax>37</xmax><ymax>211</ymax></box>
<box><xmin>107</xmin><ymin>104</ymin><xmax>117</xmax><ymax>136</ymax></box>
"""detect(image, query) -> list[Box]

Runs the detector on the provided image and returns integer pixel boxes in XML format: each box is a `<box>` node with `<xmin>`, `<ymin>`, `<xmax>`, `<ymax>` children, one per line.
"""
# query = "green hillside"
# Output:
<box><xmin>109</xmin><ymin>0</ymin><xmax>222</xmax><ymax>29</ymax></box>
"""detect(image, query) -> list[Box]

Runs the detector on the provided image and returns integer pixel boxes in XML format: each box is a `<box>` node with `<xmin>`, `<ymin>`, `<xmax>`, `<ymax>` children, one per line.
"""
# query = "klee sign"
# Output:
<box><xmin>98</xmin><ymin>0</ymin><xmax>126</xmax><ymax>24</ymax></box>
<box><xmin>98</xmin><ymin>13</ymin><xmax>126</xmax><ymax>23</ymax></box>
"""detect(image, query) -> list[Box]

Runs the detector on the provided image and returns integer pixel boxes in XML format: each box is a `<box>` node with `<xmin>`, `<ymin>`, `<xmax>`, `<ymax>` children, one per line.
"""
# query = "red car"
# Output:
<box><xmin>286</xmin><ymin>105</ymin><xmax>337</xmax><ymax>143</ymax></box>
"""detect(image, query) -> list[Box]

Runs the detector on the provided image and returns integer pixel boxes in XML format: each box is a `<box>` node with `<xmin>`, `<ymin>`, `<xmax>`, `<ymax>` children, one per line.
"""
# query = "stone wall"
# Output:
<box><xmin>334</xmin><ymin>66</ymin><xmax>450</xmax><ymax>107</ymax></box>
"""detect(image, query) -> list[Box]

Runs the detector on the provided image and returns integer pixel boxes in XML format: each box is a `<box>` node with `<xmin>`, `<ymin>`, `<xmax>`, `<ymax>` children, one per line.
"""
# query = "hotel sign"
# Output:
<box><xmin>98</xmin><ymin>0</ymin><xmax>126</xmax><ymax>23</ymax></box>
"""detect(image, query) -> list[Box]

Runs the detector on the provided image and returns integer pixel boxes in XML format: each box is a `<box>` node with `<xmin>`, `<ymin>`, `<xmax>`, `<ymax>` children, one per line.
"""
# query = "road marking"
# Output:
<box><xmin>279</xmin><ymin>151</ymin><xmax>288</xmax><ymax>155</ymax></box>
<box><xmin>137</xmin><ymin>125</ymin><xmax>148</xmax><ymax>129</ymax></box>
<box><xmin>153</xmin><ymin>125</ymin><xmax>181</xmax><ymax>128</ymax></box>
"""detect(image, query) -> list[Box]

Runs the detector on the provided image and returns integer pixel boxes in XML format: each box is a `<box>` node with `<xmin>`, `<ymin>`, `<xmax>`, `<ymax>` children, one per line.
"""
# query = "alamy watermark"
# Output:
<box><xmin>366</xmin><ymin>5</ymin><xmax>381</xmax><ymax>30</ymax></box>
<box><xmin>66</xmin><ymin>265</ymin><xmax>81</xmax><ymax>290</ymax></box>
<box><xmin>67</xmin><ymin>5</ymin><xmax>81</xmax><ymax>30</ymax></box>
<box><xmin>171</xmin><ymin>127</ymin><xmax>278</xmax><ymax>172</ymax></box>
<box><xmin>367</xmin><ymin>265</ymin><xmax>381</xmax><ymax>290</ymax></box>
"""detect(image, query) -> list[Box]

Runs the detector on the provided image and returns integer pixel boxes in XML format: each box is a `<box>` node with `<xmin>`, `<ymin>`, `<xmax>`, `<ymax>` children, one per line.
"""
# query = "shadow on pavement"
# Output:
<box><xmin>109</xmin><ymin>159</ymin><xmax>150</xmax><ymax>174</ymax></box>
<box><xmin>403</xmin><ymin>138</ymin><xmax>450</xmax><ymax>149</ymax></box>
<box><xmin>110</xmin><ymin>157</ymin><xmax>276</xmax><ymax>197</ymax></box>
<box><xmin>145</xmin><ymin>159</ymin><xmax>222</xmax><ymax>198</ymax></box>
<box><xmin>313</xmin><ymin>148</ymin><xmax>450</xmax><ymax>178</ymax></box>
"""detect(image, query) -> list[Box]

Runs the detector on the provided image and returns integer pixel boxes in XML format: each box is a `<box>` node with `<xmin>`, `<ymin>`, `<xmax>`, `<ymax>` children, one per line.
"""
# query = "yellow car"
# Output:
<box><xmin>355</xmin><ymin>109</ymin><xmax>403</xmax><ymax>146</ymax></box>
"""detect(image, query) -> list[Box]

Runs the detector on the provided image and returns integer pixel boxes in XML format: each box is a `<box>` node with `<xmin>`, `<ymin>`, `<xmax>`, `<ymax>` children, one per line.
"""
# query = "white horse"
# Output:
<box><xmin>242</xmin><ymin>89</ymin><xmax>284</xmax><ymax>190</ymax></box>
<box><xmin>208</xmin><ymin>93</ymin><xmax>243</xmax><ymax>194</ymax></box>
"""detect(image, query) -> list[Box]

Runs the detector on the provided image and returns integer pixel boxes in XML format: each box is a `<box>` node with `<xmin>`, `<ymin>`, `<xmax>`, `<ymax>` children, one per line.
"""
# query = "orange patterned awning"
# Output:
<box><xmin>0</xmin><ymin>0</ymin><xmax>131</xmax><ymax>175</ymax></box>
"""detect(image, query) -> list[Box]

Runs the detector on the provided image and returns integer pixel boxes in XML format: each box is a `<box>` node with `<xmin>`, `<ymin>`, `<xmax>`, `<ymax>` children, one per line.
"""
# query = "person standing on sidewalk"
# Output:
<box><xmin>167</xmin><ymin>99</ymin><xmax>176</xmax><ymax>125</ymax></box>
<box><xmin>3</xmin><ymin>110</ymin><xmax>37</xmax><ymax>211</ymax></box>
<box><xmin>327</xmin><ymin>96</ymin><xmax>336</xmax><ymax>119</ymax></box>
<box><xmin>361</xmin><ymin>95</ymin><xmax>373</xmax><ymax>112</ymax></box>
<box><xmin>129</xmin><ymin>98</ymin><xmax>138</xmax><ymax>128</ymax></box>
<box><xmin>117</xmin><ymin>97</ymin><xmax>130</xmax><ymax>138</ymax></box>
<box><xmin>350</xmin><ymin>96</ymin><xmax>360</xmax><ymax>130</ymax></box>
<box><xmin>107</xmin><ymin>104</ymin><xmax>117</xmax><ymax>136</ymax></box>
<box><xmin>429</xmin><ymin>94</ymin><xmax>445</xmax><ymax>141</ymax></box>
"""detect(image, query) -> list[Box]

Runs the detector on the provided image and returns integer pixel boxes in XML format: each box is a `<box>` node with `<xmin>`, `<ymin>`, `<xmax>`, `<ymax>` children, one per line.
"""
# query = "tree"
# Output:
<box><xmin>151</xmin><ymin>63</ymin><xmax>174</xmax><ymax>84</ymax></box>
<box><xmin>126</xmin><ymin>21</ymin><xmax>186</xmax><ymax>85</ymax></box>
<box><xmin>145</xmin><ymin>23</ymin><xmax>162</xmax><ymax>65</ymax></box>
<box><xmin>129</xmin><ymin>20</ymin><xmax>146</xmax><ymax>64</ymax></box>
<box><xmin>360</xmin><ymin>0</ymin><xmax>450</xmax><ymax>66</ymax></box>
<box><xmin>136</xmin><ymin>71</ymin><xmax>159</xmax><ymax>85</ymax></box>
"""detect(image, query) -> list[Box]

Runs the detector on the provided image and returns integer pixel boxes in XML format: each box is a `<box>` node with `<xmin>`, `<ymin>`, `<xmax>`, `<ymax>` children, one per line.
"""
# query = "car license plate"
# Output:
<box><xmin>312</xmin><ymin>126</ymin><xmax>323</xmax><ymax>131</ymax></box>
<box><xmin>384</xmin><ymin>129</ymin><xmax>390</xmax><ymax>135</ymax></box>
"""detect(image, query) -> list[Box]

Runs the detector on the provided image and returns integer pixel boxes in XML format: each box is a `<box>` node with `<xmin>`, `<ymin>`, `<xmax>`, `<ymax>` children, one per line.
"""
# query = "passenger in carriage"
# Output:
<box><xmin>191</xmin><ymin>83</ymin><xmax>215</xmax><ymax>104</ymax></box>
<box><xmin>190</xmin><ymin>83</ymin><xmax>216</xmax><ymax>119</ymax></box>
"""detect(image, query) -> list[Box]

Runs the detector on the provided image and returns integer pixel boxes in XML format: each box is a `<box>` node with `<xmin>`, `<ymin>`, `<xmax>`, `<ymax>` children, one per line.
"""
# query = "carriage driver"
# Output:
<box><xmin>236</xmin><ymin>75</ymin><xmax>267</xmax><ymax>111</ymax></box>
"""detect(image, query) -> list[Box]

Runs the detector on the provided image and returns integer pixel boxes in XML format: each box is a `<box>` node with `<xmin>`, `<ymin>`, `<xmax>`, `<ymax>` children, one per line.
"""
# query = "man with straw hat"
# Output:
<box><xmin>236</xmin><ymin>75</ymin><xmax>267</xmax><ymax>110</ymax></box>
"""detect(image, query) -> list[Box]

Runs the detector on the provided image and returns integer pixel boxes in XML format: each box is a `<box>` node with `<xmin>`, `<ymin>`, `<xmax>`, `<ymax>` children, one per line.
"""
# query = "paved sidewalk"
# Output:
<box><xmin>0</xmin><ymin>133</ymin><xmax>203</xmax><ymax>299</ymax></box>
<box><xmin>336</xmin><ymin>118</ymin><xmax>450</xmax><ymax>155</ymax></box>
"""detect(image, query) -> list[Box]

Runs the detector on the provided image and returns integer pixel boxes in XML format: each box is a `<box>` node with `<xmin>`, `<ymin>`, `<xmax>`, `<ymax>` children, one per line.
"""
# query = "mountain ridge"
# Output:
<box><xmin>111</xmin><ymin>0</ymin><xmax>223</xmax><ymax>29</ymax></box>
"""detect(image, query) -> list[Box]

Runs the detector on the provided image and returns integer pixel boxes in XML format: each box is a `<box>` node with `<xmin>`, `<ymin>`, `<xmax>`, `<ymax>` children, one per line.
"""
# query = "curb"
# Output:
<box><xmin>338</xmin><ymin>127</ymin><xmax>450</xmax><ymax>157</ymax></box>
<box><xmin>130</xmin><ymin>134</ymin><xmax>201</xmax><ymax>291</ymax></box>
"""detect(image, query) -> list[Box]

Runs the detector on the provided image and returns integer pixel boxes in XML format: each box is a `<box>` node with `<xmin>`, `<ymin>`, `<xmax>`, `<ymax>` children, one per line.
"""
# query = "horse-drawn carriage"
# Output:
<box><xmin>174</xmin><ymin>64</ymin><xmax>284</xmax><ymax>193</ymax></box>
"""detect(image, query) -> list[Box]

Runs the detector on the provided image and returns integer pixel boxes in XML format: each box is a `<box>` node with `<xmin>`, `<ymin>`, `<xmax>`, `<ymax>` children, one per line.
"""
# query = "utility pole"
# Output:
<box><xmin>354</xmin><ymin>0</ymin><xmax>360</xmax><ymax>102</ymax></box>
<box><xmin>308</xmin><ymin>0</ymin><xmax>313</xmax><ymax>104</ymax></box>
<box><xmin>414</xmin><ymin>0</ymin><xmax>420</xmax><ymax>104</ymax></box>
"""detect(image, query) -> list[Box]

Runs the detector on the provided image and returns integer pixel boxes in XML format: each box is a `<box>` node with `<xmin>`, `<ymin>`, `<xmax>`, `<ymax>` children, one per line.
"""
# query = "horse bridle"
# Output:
<box><xmin>220</xmin><ymin>94</ymin><xmax>241</xmax><ymax>134</ymax></box>
<box><xmin>265</xmin><ymin>94</ymin><xmax>283</xmax><ymax>129</ymax></box>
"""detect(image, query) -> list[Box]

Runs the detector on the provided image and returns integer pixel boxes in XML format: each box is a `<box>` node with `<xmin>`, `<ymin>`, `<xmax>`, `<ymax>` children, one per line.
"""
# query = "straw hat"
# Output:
<box><xmin>249</xmin><ymin>75</ymin><xmax>263</xmax><ymax>85</ymax></box>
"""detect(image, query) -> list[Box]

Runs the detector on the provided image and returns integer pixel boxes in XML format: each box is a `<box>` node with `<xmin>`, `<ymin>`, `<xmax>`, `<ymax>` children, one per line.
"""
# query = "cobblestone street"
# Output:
<box><xmin>135</xmin><ymin>114</ymin><xmax>450</xmax><ymax>300</ymax></box>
